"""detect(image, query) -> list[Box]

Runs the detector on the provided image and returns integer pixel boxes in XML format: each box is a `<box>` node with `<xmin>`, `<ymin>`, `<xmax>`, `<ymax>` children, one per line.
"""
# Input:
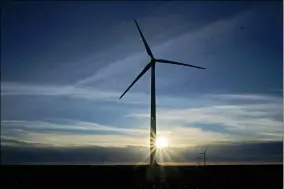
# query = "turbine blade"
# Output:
<box><xmin>204</xmin><ymin>146</ymin><xmax>208</xmax><ymax>153</ymax></box>
<box><xmin>119</xmin><ymin>63</ymin><xmax>152</xmax><ymax>99</ymax></box>
<box><xmin>156</xmin><ymin>59</ymin><xmax>205</xmax><ymax>69</ymax></box>
<box><xmin>134</xmin><ymin>19</ymin><xmax>154</xmax><ymax>58</ymax></box>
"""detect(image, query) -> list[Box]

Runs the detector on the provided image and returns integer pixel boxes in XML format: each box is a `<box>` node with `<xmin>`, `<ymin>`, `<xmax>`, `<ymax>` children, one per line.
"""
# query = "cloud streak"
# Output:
<box><xmin>127</xmin><ymin>94</ymin><xmax>283</xmax><ymax>141</ymax></box>
<box><xmin>0</xmin><ymin>81</ymin><xmax>218</xmax><ymax>107</ymax></box>
<box><xmin>72</xmin><ymin>8</ymin><xmax>254</xmax><ymax>88</ymax></box>
<box><xmin>1</xmin><ymin>118</ymin><xmax>237</xmax><ymax>147</ymax></box>
<box><xmin>1</xmin><ymin>119</ymin><xmax>148</xmax><ymax>147</ymax></box>
<box><xmin>2</xmin><ymin>81</ymin><xmax>282</xmax><ymax>147</ymax></box>
<box><xmin>1</xmin><ymin>81</ymin><xmax>124</xmax><ymax>102</ymax></box>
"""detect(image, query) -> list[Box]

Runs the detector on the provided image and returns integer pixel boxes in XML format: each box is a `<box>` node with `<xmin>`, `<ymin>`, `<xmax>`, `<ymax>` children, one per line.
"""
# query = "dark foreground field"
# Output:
<box><xmin>2</xmin><ymin>164</ymin><xmax>283</xmax><ymax>188</ymax></box>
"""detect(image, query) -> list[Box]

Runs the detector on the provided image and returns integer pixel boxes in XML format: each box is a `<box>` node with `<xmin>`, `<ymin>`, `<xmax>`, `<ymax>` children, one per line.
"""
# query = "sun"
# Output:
<box><xmin>156</xmin><ymin>137</ymin><xmax>169</xmax><ymax>149</ymax></box>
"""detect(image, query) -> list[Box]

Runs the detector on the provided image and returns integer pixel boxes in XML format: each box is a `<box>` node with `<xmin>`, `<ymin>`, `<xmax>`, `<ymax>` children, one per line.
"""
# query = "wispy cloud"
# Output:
<box><xmin>0</xmin><ymin>81</ymin><xmax>213</xmax><ymax>106</ymax></box>
<box><xmin>0</xmin><ymin>81</ymin><xmax>171</xmax><ymax>106</ymax></box>
<box><xmin>1</xmin><ymin>81</ymin><xmax>121</xmax><ymax>101</ymax></box>
<box><xmin>128</xmin><ymin>94</ymin><xmax>283</xmax><ymax>141</ymax></box>
<box><xmin>5</xmin><ymin>81</ymin><xmax>279</xmax><ymax>108</ymax></box>
<box><xmin>2</xmin><ymin>81</ymin><xmax>282</xmax><ymax>139</ymax></box>
<box><xmin>1</xmin><ymin>120</ymin><xmax>146</xmax><ymax>135</ymax></box>
<box><xmin>209</xmin><ymin>94</ymin><xmax>281</xmax><ymax>101</ymax></box>
<box><xmin>1</xmin><ymin>83</ymin><xmax>282</xmax><ymax>152</ymax></box>
<box><xmin>1</xmin><ymin>84</ymin><xmax>282</xmax><ymax>147</ymax></box>
<box><xmin>1</xmin><ymin>119</ymin><xmax>148</xmax><ymax>147</ymax></box>
<box><xmin>72</xmin><ymin>8</ymin><xmax>254</xmax><ymax>88</ymax></box>
<box><xmin>1</xmin><ymin>118</ymin><xmax>238</xmax><ymax>147</ymax></box>
<box><xmin>73</xmin><ymin>51</ymin><xmax>148</xmax><ymax>87</ymax></box>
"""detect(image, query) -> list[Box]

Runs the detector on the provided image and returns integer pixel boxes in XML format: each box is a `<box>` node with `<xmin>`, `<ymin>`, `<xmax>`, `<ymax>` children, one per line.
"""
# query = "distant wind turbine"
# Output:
<box><xmin>119</xmin><ymin>19</ymin><xmax>205</xmax><ymax>166</ymax></box>
<box><xmin>200</xmin><ymin>146</ymin><xmax>208</xmax><ymax>166</ymax></box>
<box><xmin>196</xmin><ymin>154</ymin><xmax>201</xmax><ymax>167</ymax></box>
<box><xmin>101</xmin><ymin>156</ymin><xmax>105</xmax><ymax>165</ymax></box>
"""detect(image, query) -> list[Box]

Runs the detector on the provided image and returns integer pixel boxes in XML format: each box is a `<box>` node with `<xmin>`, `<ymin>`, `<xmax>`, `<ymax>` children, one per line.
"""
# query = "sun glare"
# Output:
<box><xmin>156</xmin><ymin>137</ymin><xmax>169</xmax><ymax>149</ymax></box>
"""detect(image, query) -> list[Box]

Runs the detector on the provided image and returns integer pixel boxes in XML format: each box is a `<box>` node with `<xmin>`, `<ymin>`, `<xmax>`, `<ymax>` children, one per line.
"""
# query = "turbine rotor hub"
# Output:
<box><xmin>151</xmin><ymin>58</ymin><xmax>156</xmax><ymax>63</ymax></box>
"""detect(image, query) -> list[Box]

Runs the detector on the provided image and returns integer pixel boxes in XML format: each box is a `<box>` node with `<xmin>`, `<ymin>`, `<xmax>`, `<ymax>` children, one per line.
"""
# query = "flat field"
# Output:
<box><xmin>2</xmin><ymin>164</ymin><xmax>283</xmax><ymax>189</ymax></box>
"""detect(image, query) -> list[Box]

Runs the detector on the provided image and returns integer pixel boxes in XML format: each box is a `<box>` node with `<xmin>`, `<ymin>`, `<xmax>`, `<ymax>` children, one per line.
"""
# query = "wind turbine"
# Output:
<box><xmin>196</xmin><ymin>153</ymin><xmax>201</xmax><ymax>167</ymax></box>
<box><xmin>119</xmin><ymin>19</ymin><xmax>205</xmax><ymax>166</ymax></box>
<box><xmin>200</xmin><ymin>146</ymin><xmax>208</xmax><ymax>166</ymax></box>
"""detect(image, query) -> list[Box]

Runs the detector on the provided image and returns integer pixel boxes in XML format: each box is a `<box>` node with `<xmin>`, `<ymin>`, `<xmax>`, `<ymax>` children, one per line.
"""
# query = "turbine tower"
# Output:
<box><xmin>119</xmin><ymin>19</ymin><xmax>205</xmax><ymax>166</ymax></box>
<box><xmin>200</xmin><ymin>146</ymin><xmax>208</xmax><ymax>166</ymax></box>
<box><xmin>196</xmin><ymin>154</ymin><xmax>201</xmax><ymax>167</ymax></box>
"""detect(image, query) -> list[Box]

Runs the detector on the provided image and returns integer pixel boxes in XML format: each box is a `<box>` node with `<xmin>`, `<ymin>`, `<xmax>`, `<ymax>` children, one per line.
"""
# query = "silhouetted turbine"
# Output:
<box><xmin>200</xmin><ymin>146</ymin><xmax>208</xmax><ymax>166</ymax></box>
<box><xmin>119</xmin><ymin>19</ymin><xmax>205</xmax><ymax>166</ymax></box>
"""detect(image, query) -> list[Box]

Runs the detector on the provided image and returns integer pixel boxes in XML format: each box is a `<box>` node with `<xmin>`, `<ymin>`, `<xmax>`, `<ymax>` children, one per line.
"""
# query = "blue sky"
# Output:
<box><xmin>1</xmin><ymin>1</ymin><xmax>283</xmax><ymax>163</ymax></box>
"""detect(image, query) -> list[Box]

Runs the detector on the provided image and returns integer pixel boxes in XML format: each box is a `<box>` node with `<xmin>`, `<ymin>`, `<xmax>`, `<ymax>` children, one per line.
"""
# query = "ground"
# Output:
<box><xmin>2</xmin><ymin>164</ymin><xmax>283</xmax><ymax>188</ymax></box>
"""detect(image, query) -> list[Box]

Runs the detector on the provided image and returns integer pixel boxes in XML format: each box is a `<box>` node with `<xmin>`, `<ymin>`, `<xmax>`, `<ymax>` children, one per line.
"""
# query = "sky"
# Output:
<box><xmin>1</xmin><ymin>1</ymin><xmax>283</xmax><ymax>164</ymax></box>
